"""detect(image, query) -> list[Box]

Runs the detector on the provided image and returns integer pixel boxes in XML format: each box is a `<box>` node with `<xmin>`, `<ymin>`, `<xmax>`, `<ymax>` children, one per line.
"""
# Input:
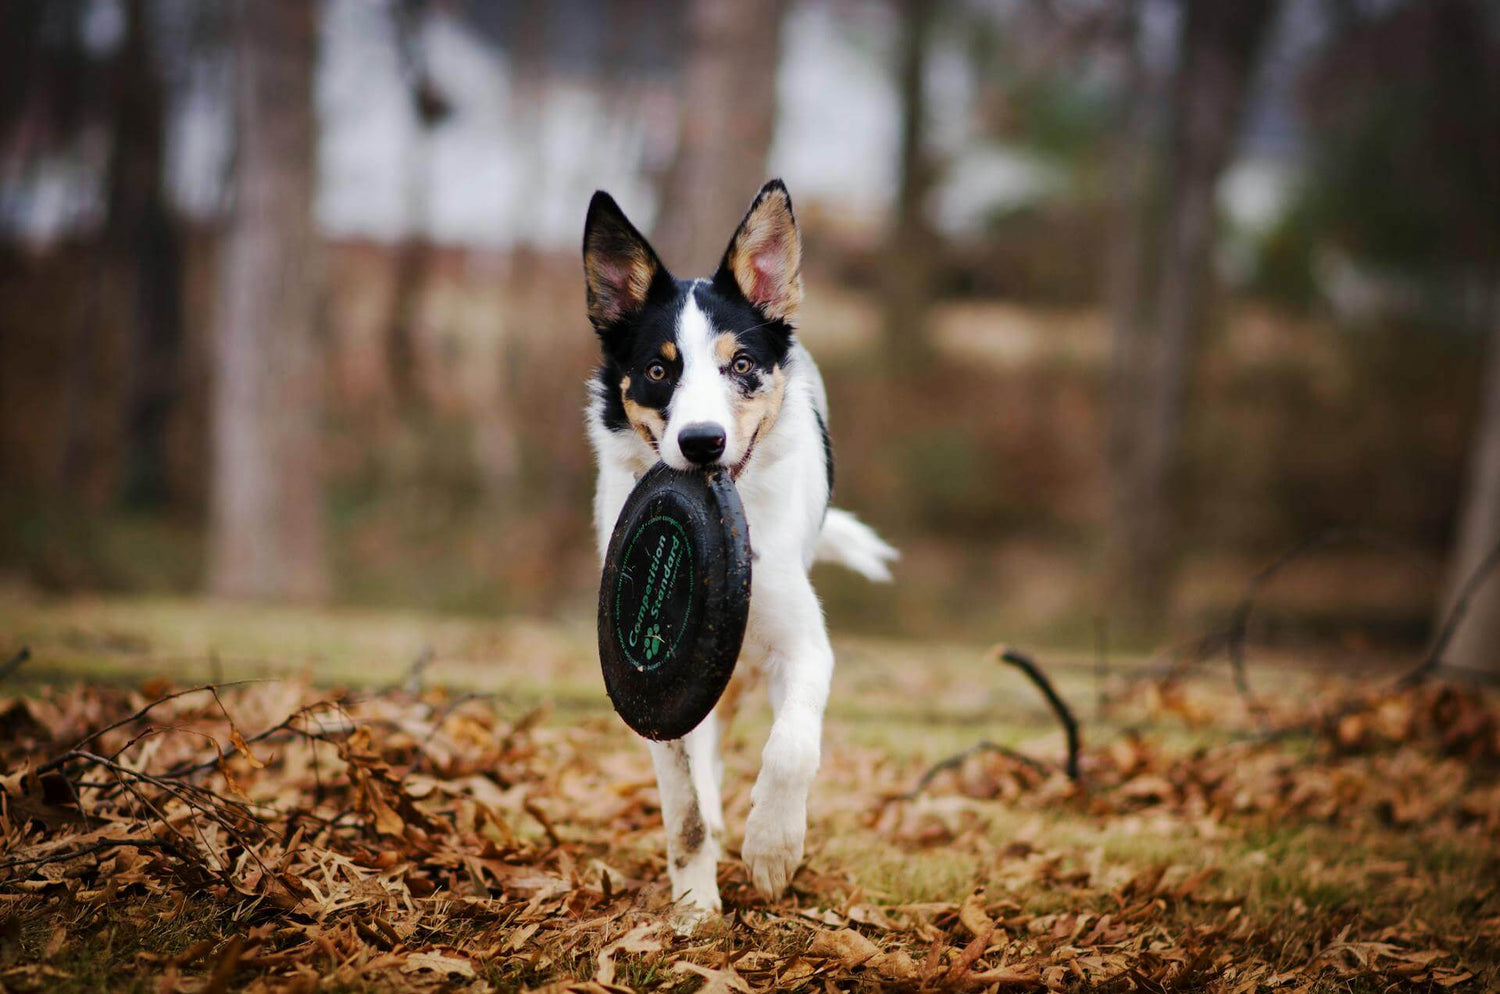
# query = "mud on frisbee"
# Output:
<box><xmin>598</xmin><ymin>463</ymin><xmax>752</xmax><ymax>741</ymax></box>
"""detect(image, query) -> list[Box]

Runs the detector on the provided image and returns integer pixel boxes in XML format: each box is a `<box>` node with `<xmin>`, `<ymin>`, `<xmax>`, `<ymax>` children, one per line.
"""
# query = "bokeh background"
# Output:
<box><xmin>2</xmin><ymin>0</ymin><xmax>1498</xmax><ymax>667</ymax></box>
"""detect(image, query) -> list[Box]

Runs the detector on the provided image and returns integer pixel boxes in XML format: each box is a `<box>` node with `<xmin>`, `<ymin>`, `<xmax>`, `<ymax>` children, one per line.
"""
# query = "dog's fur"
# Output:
<box><xmin>583</xmin><ymin>180</ymin><xmax>897</xmax><ymax>920</ymax></box>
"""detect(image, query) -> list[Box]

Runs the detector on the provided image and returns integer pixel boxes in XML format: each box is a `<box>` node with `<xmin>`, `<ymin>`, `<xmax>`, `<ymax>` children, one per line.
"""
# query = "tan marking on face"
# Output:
<box><xmin>730</xmin><ymin>365</ymin><xmax>787</xmax><ymax>465</ymax></box>
<box><xmin>713</xmin><ymin>333</ymin><xmax>739</xmax><ymax>365</ymax></box>
<box><xmin>659</xmin><ymin>341</ymin><xmax>677</xmax><ymax>361</ymax></box>
<box><xmin>621</xmin><ymin>381</ymin><xmax>665</xmax><ymax>449</ymax></box>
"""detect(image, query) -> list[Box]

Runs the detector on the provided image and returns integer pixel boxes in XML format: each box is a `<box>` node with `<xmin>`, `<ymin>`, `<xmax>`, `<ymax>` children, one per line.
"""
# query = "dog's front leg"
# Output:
<box><xmin>646</xmin><ymin>711</ymin><xmax>723</xmax><ymax>927</ymax></box>
<box><xmin>742</xmin><ymin>570</ymin><xmax>832</xmax><ymax>899</ymax></box>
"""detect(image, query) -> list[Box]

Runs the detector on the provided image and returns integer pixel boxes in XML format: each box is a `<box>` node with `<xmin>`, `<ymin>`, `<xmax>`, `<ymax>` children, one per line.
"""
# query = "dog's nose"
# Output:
<box><xmin>677</xmin><ymin>422</ymin><xmax>727</xmax><ymax>465</ymax></box>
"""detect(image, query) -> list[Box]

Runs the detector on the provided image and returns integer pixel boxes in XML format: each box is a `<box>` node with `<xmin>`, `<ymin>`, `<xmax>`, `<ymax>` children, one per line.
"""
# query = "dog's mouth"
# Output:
<box><xmin>728</xmin><ymin>425</ymin><xmax>763</xmax><ymax>482</ymax></box>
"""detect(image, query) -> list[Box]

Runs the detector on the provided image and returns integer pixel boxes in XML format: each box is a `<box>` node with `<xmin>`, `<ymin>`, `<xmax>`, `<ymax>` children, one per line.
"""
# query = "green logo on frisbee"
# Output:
<box><xmin>615</xmin><ymin>515</ymin><xmax>695</xmax><ymax>672</ymax></box>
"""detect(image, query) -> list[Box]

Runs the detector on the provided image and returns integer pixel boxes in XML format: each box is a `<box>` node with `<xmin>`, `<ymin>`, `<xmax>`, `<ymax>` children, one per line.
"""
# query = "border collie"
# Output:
<box><xmin>583</xmin><ymin>180</ymin><xmax>897</xmax><ymax>921</ymax></box>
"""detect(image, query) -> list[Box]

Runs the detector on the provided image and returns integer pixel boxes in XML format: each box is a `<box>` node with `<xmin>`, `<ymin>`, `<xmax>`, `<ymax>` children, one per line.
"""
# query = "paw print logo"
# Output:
<box><xmin>643</xmin><ymin>623</ymin><xmax>664</xmax><ymax>661</ymax></box>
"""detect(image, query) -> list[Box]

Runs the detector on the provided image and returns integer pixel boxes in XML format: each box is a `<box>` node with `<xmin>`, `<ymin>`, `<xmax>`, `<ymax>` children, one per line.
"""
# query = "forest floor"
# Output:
<box><xmin>0</xmin><ymin>593</ymin><xmax>1496</xmax><ymax>992</ymax></box>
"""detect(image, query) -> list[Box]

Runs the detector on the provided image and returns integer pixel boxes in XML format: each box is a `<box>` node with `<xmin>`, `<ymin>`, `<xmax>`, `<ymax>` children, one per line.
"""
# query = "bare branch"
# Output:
<box><xmin>43</xmin><ymin>679</ymin><xmax>271</xmax><ymax>774</ymax></box>
<box><xmin>1401</xmin><ymin>538</ymin><xmax>1500</xmax><ymax>686</ymax></box>
<box><xmin>901</xmin><ymin>741</ymin><xmax>1052</xmax><ymax>801</ymax></box>
<box><xmin>1224</xmin><ymin>528</ymin><xmax>1432</xmax><ymax>709</ymax></box>
<box><xmin>998</xmin><ymin>647</ymin><xmax>1081</xmax><ymax>781</ymax></box>
<box><xmin>0</xmin><ymin>646</ymin><xmax>30</xmax><ymax>681</ymax></box>
<box><xmin>901</xmin><ymin>645</ymin><xmax>1082</xmax><ymax>800</ymax></box>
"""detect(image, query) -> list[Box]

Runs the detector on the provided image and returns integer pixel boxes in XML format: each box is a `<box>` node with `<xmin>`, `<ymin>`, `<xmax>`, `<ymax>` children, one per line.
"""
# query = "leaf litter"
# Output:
<box><xmin>0</xmin><ymin>664</ymin><xmax>1495</xmax><ymax>992</ymax></box>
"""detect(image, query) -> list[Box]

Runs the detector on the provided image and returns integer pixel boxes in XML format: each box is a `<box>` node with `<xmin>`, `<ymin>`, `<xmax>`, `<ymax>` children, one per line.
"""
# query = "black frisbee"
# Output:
<box><xmin>598</xmin><ymin>463</ymin><xmax>752</xmax><ymax>741</ymax></box>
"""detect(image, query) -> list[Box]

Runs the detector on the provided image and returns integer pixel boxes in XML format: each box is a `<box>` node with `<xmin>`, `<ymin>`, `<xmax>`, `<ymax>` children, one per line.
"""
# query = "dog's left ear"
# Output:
<box><xmin>714</xmin><ymin>179</ymin><xmax>802</xmax><ymax>325</ymax></box>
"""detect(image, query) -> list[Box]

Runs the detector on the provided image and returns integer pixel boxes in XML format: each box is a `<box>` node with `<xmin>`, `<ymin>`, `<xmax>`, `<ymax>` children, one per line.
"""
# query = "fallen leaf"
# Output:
<box><xmin>402</xmin><ymin>951</ymin><xmax>476</xmax><ymax>978</ymax></box>
<box><xmin>807</xmin><ymin>927</ymin><xmax>880</xmax><ymax>968</ymax></box>
<box><xmin>595</xmin><ymin>922</ymin><xmax>662</xmax><ymax>985</ymax></box>
<box><xmin>672</xmin><ymin>960</ymin><xmax>751</xmax><ymax>993</ymax></box>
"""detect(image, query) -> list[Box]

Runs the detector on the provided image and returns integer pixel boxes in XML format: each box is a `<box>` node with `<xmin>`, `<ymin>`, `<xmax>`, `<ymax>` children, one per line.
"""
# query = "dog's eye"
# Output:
<box><xmin>731</xmin><ymin>354</ymin><xmax>754</xmax><ymax>375</ymax></box>
<box><xmin>645</xmin><ymin>360</ymin><xmax>667</xmax><ymax>382</ymax></box>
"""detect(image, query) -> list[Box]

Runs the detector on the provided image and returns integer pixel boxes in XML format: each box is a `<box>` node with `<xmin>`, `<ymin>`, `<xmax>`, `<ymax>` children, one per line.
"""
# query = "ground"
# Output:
<box><xmin>0</xmin><ymin>592</ymin><xmax>1496</xmax><ymax>992</ymax></box>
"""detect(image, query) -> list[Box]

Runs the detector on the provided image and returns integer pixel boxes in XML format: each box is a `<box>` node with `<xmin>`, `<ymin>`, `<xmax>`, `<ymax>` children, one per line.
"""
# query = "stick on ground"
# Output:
<box><xmin>998</xmin><ymin>646</ymin><xmax>1080</xmax><ymax>781</ymax></box>
<box><xmin>904</xmin><ymin>645</ymin><xmax>1082</xmax><ymax>798</ymax></box>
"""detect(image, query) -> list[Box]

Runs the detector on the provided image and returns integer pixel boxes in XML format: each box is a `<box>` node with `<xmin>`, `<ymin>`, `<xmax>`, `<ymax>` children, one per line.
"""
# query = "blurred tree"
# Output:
<box><xmin>1102</xmin><ymin>0</ymin><xmax>1151</xmax><ymax>595</ymax></box>
<box><xmin>386</xmin><ymin>0</ymin><xmax>452</xmax><ymax>418</ymax></box>
<box><xmin>109</xmin><ymin>0</ymin><xmax>183</xmax><ymax>509</ymax></box>
<box><xmin>1295</xmin><ymin>0</ymin><xmax>1500</xmax><ymax>670</ymax></box>
<box><xmin>1446</xmin><ymin>324</ymin><xmax>1500</xmax><ymax>672</ymax></box>
<box><xmin>206</xmin><ymin>0</ymin><xmax>326</xmax><ymax>601</ymax></box>
<box><xmin>1105</xmin><ymin>0</ymin><xmax>1281</xmax><ymax>636</ymax></box>
<box><xmin>653</xmin><ymin>0</ymin><xmax>786</xmax><ymax>273</ymax></box>
<box><xmin>881</xmin><ymin>0</ymin><xmax>937</xmax><ymax>370</ymax></box>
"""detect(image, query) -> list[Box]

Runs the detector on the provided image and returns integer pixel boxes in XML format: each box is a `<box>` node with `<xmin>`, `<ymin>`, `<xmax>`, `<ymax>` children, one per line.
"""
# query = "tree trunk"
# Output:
<box><xmin>653</xmin><ymin>0</ymin><xmax>786</xmax><ymax>274</ymax></box>
<box><xmin>1104</xmin><ymin>0</ymin><xmax>1279</xmax><ymax>635</ymax></box>
<box><xmin>206</xmin><ymin>0</ymin><xmax>326</xmax><ymax>601</ymax></box>
<box><xmin>881</xmin><ymin>0</ymin><xmax>937</xmax><ymax>370</ymax></box>
<box><xmin>1103</xmin><ymin>0</ymin><xmax>1152</xmax><ymax>613</ymax></box>
<box><xmin>1440</xmin><ymin>295</ymin><xmax>1500</xmax><ymax>671</ymax></box>
<box><xmin>111</xmin><ymin>0</ymin><xmax>184</xmax><ymax>509</ymax></box>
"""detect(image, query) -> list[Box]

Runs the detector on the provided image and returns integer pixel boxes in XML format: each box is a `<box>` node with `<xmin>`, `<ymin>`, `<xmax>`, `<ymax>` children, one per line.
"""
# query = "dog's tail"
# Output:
<box><xmin>815</xmin><ymin>508</ymin><xmax>899</xmax><ymax>582</ymax></box>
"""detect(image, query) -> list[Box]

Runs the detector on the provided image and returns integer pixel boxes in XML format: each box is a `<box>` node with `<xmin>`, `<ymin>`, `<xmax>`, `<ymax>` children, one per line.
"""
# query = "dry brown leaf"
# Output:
<box><xmin>672</xmin><ymin>960</ymin><xmax>751</xmax><ymax>994</ymax></box>
<box><xmin>229</xmin><ymin>726</ymin><xmax>266</xmax><ymax>769</ymax></box>
<box><xmin>402</xmin><ymin>950</ymin><xmax>477</xmax><ymax>978</ymax></box>
<box><xmin>958</xmin><ymin>890</ymin><xmax>994</xmax><ymax>939</ymax></box>
<box><xmin>807</xmin><ymin>927</ymin><xmax>881</xmax><ymax>968</ymax></box>
<box><xmin>594</xmin><ymin>922</ymin><xmax>662</xmax><ymax>985</ymax></box>
<box><xmin>869</xmin><ymin>950</ymin><xmax>921</xmax><ymax>982</ymax></box>
<box><xmin>43</xmin><ymin>924</ymin><xmax>66</xmax><ymax>960</ymax></box>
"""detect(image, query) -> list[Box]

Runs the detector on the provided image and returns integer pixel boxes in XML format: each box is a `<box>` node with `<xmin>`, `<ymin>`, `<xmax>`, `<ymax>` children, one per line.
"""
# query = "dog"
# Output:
<box><xmin>583</xmin><ymin>179</ymin><xmax>897</xmax><ymax>922</ymax></box>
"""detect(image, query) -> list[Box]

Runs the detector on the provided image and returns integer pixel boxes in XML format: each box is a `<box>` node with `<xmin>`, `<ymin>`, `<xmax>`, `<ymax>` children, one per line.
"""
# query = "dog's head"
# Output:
<box><xmin>584</xmin><ymin>180</ymin><xmax>802</xmax><ymax>475</ymax></box>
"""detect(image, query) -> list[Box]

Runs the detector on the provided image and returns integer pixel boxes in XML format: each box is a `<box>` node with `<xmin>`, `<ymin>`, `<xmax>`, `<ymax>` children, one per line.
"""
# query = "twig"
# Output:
<box><xmin>393</xmin><ymin>645</ymin><xmax>434</xmax><ymax>695</ymax></box>
<box><xmin>0</xmin><ymin>838</ymin><xmax>179</xmax><ymax>876</ymax></box>
<box><xmin>1093</xmin><ymin>615</ymin><xmax>1109</xmax><ymax>719</ymax></box>
<box><xmin>1223</xmin><ymin>528</ymin><xmax>1431</xmax><ymax>708</ymax></box>
<box><xmin>43</xmin><ymin>679</ymin><xmax>270</xmax><ymax>774</ymax></box>
<box><xmin>998</xmin><ymin>647</ymin><xmax>1081</xmax><ymax>781</ymax></box>
<box><xmin>0</xmin><ymin>646</ymin><xmax>30</xmax><ymax>681</ymax></box>
<box><xmin>1400</xmin><ymin>538</ymin><xmax>1500</xmax><ymax>686</ymax></box>
<box><xmin>155</xmin><ymin>703</ymin><xmax>350</xmax><ymax>781</ymax></box>
<box><xmin>524</xmin><ymin>799</ymin><xmax>561</xmax><ymax>848</ymax></box>
<box><xmin>901</xmin><ymin>645</ymin><xmax>1082</xmax><ymax>799</ymax></box>
<box><xmin>901</xmin><ymin>741</ymin><xmax>1052</xmax><ymax>801</ymax></box>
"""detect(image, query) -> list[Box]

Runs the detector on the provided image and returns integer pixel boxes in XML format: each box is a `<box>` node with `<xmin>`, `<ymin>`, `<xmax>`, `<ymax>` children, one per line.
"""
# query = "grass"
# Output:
<box><xmin>0</xmin><ymin>592</ymin><xmax>1495</xmax><ymax>991</ymax></box>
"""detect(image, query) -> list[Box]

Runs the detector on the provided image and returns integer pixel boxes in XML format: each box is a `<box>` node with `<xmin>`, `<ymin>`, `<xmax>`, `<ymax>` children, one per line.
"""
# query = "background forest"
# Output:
<box><xmin>3</xmin><ymin>0</ymin><xmax>1499</xmax><ymax>661</ymax></box>
<box><xmin>4</xmin><ymin>3</ymin><xmax>1500</xmax><ymax>992</ymax></box>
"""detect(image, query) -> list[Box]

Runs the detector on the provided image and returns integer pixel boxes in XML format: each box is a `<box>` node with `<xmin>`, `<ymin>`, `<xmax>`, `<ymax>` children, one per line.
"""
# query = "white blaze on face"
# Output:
<box><xmin>662</xmin><ymin>292</ymin><xmax>737</xmax><ymax>470</ymax></box>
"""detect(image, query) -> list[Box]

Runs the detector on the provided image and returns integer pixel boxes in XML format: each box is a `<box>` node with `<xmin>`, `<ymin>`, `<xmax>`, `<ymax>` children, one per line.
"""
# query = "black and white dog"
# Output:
<box><xmin>583</xmin><ymin>180</ymin><xmax>897</xmax><ymax>920</ymax></box>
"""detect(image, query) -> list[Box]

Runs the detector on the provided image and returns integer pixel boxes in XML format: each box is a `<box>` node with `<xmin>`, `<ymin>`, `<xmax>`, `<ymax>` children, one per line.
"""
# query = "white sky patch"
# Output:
<box><xmin>934</xmin><ymin>145</ymin><xmax>1066</xmax><ymax>235</ymax></box>
<box><xmin>2</xmin><ymin>0</ymin><xmax>1314</xmax><ymax>252</ymax></box>
<box><xmin>317</xmin><ymin>0</ymin><xmax>422</xmax><ymax>243</ymax></box>
<box><xmin>768</xmin><ymin>1</ymin><xmax>900</xmax><ymax>235</ymax></box>
<box><xmin>316</xmin><ymin>0</ymin><xmax>666</xmax><ymax>250</ymax></box>
<box><xmin>1221</xmin><ymin>156</ymin><xmax>1295</xmax><ymax>235</ymax></box>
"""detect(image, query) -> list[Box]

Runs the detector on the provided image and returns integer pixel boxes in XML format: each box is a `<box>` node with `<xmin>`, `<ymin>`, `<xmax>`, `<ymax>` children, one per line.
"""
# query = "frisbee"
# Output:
<box><xmin>598</xmin><ymin>463</ymin><xmax>752</xmax><ymax>741</ymax></box>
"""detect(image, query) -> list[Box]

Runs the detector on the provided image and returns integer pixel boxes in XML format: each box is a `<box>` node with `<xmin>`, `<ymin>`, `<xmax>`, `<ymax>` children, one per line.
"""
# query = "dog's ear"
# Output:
<box><xmin>714</xmin><ymin>179</ymin><xmax>802</xmax><ymax>324</ymax></box>
<box><xmin>583</xmin><ymin>191</ymin><xmax>671</xmax><ymax>331</ymax></box>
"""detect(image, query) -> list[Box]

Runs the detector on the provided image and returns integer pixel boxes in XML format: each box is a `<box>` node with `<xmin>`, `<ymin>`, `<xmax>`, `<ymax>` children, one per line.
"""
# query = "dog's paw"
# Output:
<box><xmin>741</xmin><ymin>799</ymin><xmax>805</xmax><ymax>900</ymax></box>
<box><xmin>669</xmin><ymin>891</ymin><xmax>720</xmax><ymax>935</ymax></box>
<box><xmin>668</xmin><ymin>845</ymin><xmax>721</xmax><ymax>933</ymax></box>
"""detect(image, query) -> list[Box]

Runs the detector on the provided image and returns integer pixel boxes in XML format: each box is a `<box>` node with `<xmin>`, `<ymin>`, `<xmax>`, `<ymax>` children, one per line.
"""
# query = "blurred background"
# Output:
<box><xmin>2</xmin><ymin>0</ymin><xmax>1498</xmax><ymax>668</ymax></box>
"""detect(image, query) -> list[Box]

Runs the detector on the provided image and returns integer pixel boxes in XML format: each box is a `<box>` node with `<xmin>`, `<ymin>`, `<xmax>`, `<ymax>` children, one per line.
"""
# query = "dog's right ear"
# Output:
<box><xmin>583</xmin><ymin>192</ymin><xmax>671</xmax><ymax>332</ymax></box>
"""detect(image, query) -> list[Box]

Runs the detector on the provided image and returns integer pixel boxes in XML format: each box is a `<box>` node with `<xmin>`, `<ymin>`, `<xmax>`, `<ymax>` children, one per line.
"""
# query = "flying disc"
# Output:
<box><xmin>598</xmin><ymin>463</ymin><xmax>752</xmax><ymax>741</ymax></box>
